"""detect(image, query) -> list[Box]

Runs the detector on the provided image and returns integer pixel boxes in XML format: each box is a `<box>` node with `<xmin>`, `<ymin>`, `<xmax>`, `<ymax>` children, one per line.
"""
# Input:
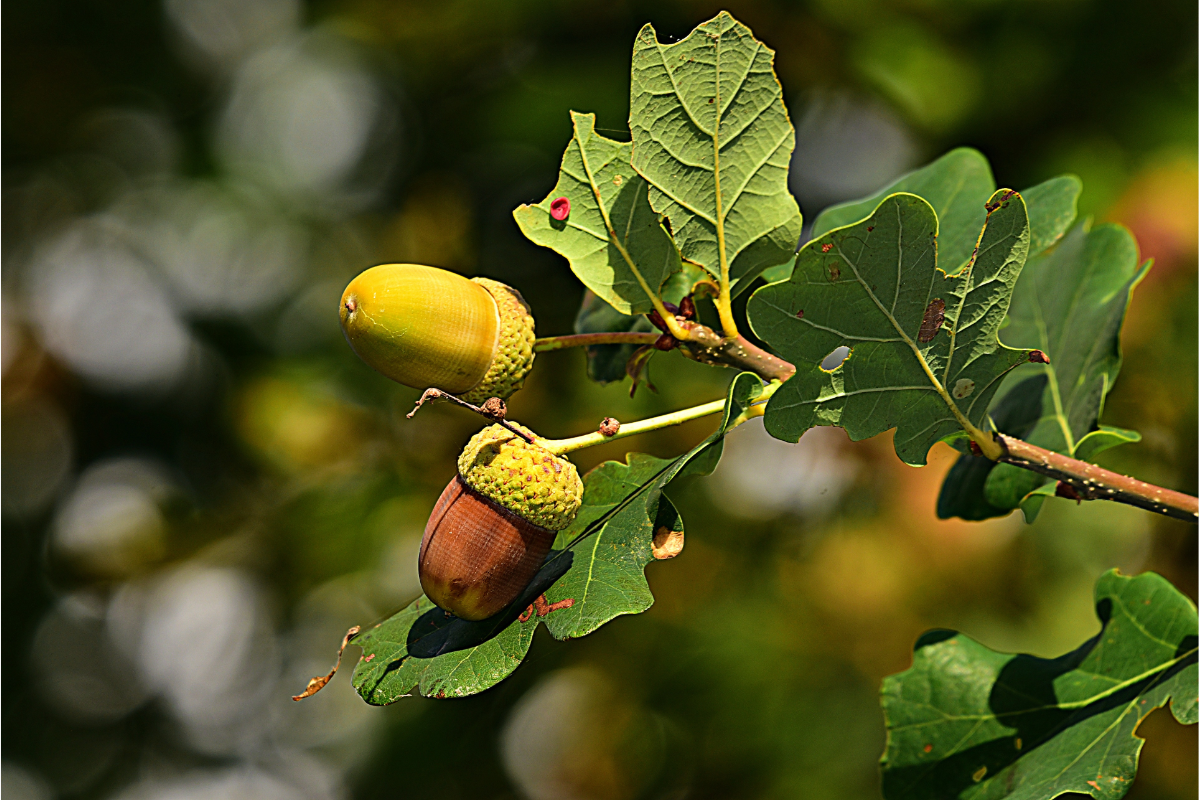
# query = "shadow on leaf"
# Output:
<box><xmin>405</xmin><ymin>549</ymin><xmax>574</xmax><ymax>659</ymax></box>
<box><xmin>884</xmin><ymin>598</ymin><xmax>1199</xmax><ymax>800</ymax></box>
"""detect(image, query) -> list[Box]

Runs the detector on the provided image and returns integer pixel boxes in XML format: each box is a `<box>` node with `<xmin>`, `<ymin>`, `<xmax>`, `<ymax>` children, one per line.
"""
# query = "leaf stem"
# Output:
<box><xmin>541</xmin><ymin>399</ymin><xmax>727</xmax><ymax>455</ymax></box>
<box><xmin>541</xmin><ymin>382</ymin><xmax>778</xmax><ymax>456</ymax></box>
<box><xmin>715</xmin><ymin>287</ymin><xmax>739</xmax><ymax>340</ymax></box>
<box><xmin>534</xmin><ymin>332</ymin><xmax>663</xmax><ymax>352</ymax></box>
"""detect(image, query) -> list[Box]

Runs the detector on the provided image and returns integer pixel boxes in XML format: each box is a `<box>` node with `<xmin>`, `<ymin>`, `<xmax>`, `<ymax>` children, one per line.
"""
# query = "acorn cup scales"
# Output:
<box><xmin>339</xmin><ymin>264</ymin><xmax>536</xmax><ymax>403</ymax></box>
<box><xmin>420</xmin><ymin>423</ymin><xmax>583</xmax><ymax>621</ymax></box>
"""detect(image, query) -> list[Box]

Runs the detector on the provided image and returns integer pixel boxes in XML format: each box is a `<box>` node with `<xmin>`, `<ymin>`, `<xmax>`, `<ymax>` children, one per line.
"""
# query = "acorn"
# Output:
<box><xmin>419</xmin><ymin>423</ymin><xmax>583</xmax><ymax>621</ymax></box>
<box><xmin>339</xmin><ymin>264</ymin><xmax>536</xmax><ymax>404</ymax></box>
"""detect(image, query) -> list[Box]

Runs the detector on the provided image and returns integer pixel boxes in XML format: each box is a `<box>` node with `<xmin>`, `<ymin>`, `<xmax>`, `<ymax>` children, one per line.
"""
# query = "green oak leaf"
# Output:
<box><xmin>810</xmin><ymin>149</ymin><xmax>1079</xmax><ymax>275</ymax></box>
<box><xmin>813</xmin><ymin>148</ymin><xmax>994</xmax><ymax>274</ymax></box>
<box><xmin>1022</xmin><ymin>175</ymin><xmax>1083</xmax><ymax>256</ymax></box>
<box><xmin>350</xmin><ymin>373</ymin><xmax>762</xmax><ymax>701</ymax></box>
<box><xmin>629</xmin><ymin>11</ymin><xmax>802</xmax><ymax>298</ymax></box>
<box><xmin>514</xmin><ymin>111</ymin><xmax>681</xmax><ymax>315</ymax></box>
<box><xmin>938</xmin><ymin>222</ymin><xmax>1149</xmax><ymax>522</ymax></box>
<box><xmin>881</xmin><ymin>570</ymin><xmax>1198</xmax><ymax>800</ymax></box>
<box><xmin>748</xmin><ymin>190</ymin><xmax>1033</xmax><ymax>466</ymax></box>
<box><xmin>543</xmin><ymin>371</ymin><xmax>762</xmax><ymax>638</ymax></box>
<box><xmin>351</xmin><ymin>594</ymin><xmax>540</xmax><ymax>703</ymax></box>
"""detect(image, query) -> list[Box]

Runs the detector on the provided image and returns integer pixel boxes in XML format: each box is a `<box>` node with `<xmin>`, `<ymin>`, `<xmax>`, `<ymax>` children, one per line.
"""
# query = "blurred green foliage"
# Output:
<box><xmin>2</xmin><ymin>1</ymin><xmax>1196</xmax><ymax>799</ymax></box>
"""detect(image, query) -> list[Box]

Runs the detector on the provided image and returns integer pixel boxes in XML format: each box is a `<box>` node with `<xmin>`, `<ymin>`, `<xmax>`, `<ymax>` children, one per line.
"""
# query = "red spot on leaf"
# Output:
<box><xmin>550</xmin><ymin>197</ymin><xmax>571</xmax><ymax>220</ymax></box>
<box><xmin>867</xmin><ymin>226</ymin><xmax>874</xmax><ymax>232</ymax></box>
<box><xmin>821</xmin><ymin>243</ymin><xmax>833</xmax><ymax>253</ymax></box>
<box><xmin>796</xmin><ymin>309</ymin><xmax>804</xmax><ymax>319</ymax></box>
<box><xmin>363</xmin><ymin>653</ymin><xmax>375</xmax><ymax>662</ymax></box>
<box><xmin>924</xmin><ymin>744</ymin><xmax>933</xmax><ymax>753</ymax></box>
<box><xmin>1028</xmin><ymin>349</ymin><xmax>1050</xmax><ymax>364</ymax></box>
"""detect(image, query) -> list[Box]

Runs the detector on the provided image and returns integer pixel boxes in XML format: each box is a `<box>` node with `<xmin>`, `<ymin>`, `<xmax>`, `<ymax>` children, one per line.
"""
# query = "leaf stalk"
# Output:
<box><xmin>546</xmin><ymin>321</ymin><xmax>1196</xmax><ymax>521</ymax></box>
<box><xmin>540</xmin><ymin>382</ymin><xmax>778</xmax><ymax>456</ymax></box>
<box><xmin>534</xmin><ymin>332</ymin><xmax>663</xmax><ymax>352</ymax></box>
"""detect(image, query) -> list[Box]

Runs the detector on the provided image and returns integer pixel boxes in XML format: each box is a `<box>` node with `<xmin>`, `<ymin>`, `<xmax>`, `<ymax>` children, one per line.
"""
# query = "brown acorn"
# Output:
<box><xmin>419</xmin><ymin>423</ymin><xmax>583</xmax><ymax>621</ymax></box>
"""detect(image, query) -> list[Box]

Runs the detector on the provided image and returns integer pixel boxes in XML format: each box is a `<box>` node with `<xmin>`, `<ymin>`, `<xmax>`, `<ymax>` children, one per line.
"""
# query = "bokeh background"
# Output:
<box><xmin>3</xmin><ymin>0</ymin><xmax>1197</xmax><ymax>798</ymax></box>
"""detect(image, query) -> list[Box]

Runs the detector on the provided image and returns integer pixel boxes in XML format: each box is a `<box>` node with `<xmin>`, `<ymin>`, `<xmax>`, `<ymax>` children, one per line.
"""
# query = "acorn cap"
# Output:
<box><xmin>461</xmin><ymin>278</ymin><xmax>536</xmax><ymax>404</ymax></box>
<box><xmin>457</xmin><ymin>423</ymin><xmax>583</xmax><ymax>531</ymax></box>
<box><xmin>339</xmin><ymin>264</ymin><xmax>535</xmax><ymax>400</ymax></box>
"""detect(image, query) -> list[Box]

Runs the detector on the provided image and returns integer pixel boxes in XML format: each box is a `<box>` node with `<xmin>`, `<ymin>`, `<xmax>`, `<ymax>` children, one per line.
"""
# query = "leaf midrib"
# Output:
<box><xmin>831</xmin><ymin>201</ymin><xmax>975</xmax><ymax>434</ymax></box>
<box><xmin>890</xmin><ymin>645</ymin><xmax>1195</xmax><ymax>732</ymax></box>
<box><xmin>575</xmin><ymin>120</ymin><xmax>667</xmax><ymax>308</ymax></box>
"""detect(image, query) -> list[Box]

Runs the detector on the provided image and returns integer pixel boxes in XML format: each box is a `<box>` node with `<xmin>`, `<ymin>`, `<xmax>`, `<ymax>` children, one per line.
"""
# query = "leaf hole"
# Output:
<box><xmin>820</xmin><ymin>346</ymin><xmax>850</xmax><ymax>372</ymax></box>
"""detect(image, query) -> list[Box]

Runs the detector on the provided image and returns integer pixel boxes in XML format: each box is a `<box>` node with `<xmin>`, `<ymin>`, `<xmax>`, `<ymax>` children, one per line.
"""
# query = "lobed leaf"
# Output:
<box><xmin>514</xmin><ymin>111</ymin><xmax>681</xmax><ymax>315</ymax></box>
<box><xmin>813</xmin><ymin>148</ymin><xmax>995</xmax><ymax>274</ymax></box>
<box><xmin>938</xmin><ymin>222</ymin><xmax>1149</xmax><ymax>522</ymax></box>
<box><xmin>809</xmin><ymin>149</ymin><xmax>1078</xmax><ymax>276</ymax></box>
<box><xmin>629</xmin><ymin>11</ymin><xmax>802</xmax><ymax>297</ymax></box>
<box><xmin>349</xmin><ymin>373</ymin><xmax>762</xmax><ymax>701</ymax></box>
<box><xmin>881</xmin><ymin>570</ymin><xmax>1198</xmax><ymax>800</ymax></box>
<box><xmin>748</xmin><ymin>190</ymin><xmax>1033</xmax><ymax>466</ymax></box>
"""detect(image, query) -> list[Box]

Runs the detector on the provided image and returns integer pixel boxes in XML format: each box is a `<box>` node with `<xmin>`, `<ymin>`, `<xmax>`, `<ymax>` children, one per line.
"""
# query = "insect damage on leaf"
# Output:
<box><xmin>917</xmin><ymin>299</ymin><xmax>946</xmax><ymax>342</ymax></box>
<box><xmin>747</xmin><ymin>190</ymin><xmax>1034</xmax><ymax>466</ymax></box>
<box><xmin>651</xmin><ymin>525</ymin><xmax>685</xmax><ymax>559</ymax></box>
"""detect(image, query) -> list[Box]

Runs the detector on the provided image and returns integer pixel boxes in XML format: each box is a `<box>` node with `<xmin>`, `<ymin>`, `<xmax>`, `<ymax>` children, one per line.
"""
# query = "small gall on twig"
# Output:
<box><xmin>1029</xmin><ymin>349</ymin><xmax>1050</xmax><ymax>364</ymax></box>
<box><xmin>481</xmin><ymin>397</ymin><xmax>507</xmax><ymax>421</ymax></box>
<box><xmin>599</xmin><ymin>417</ymin><xmax>621</xmax><ymax>437</ymax></box>
<box><xmin>293</xmin><ymin>625</ymin><xmax>361</xmax><ymax>701</ymax></box>
<box><xmin>678</xmin><ymin>296</ymin><xmax>697</xmax><ymax>320</ymax></box>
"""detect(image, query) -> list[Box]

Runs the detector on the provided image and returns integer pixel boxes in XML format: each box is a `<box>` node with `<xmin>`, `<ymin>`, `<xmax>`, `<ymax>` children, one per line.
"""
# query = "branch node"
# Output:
<box><xmin>407</xmin><ymin>389</ymin><xmax>533</xmax><ymax>443</ymax></box>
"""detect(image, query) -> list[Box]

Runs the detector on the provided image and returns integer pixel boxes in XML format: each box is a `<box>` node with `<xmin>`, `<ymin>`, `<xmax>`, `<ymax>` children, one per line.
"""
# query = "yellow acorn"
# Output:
<box><xmin>419</xmin><ymin>423</ymin><xmax>583</xmax><ymax>621</ymax></box>
<box><xmin>339</xmin><ymin>264</ymin><xmax>536</xmax><ymax>404</ymax></box>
